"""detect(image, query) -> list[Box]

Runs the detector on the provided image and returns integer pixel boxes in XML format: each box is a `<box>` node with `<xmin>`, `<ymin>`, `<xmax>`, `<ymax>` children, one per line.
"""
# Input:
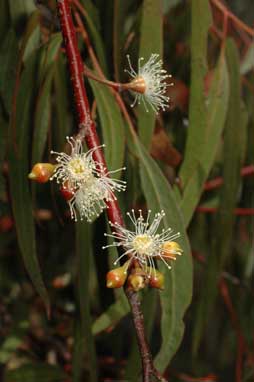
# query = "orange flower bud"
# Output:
<box><xmin>127</xmin><ymin>273</ymin><xmax>146</xmax><ymax>292</ymax></box>
<box><xmin>28</xmin><ymin>163</ymin><xmax>56</xmax><ymax>183</ymax></box>
<box><xmin>106</xmin><ymin>266</ymin><xmax>128</xmax><ymax>288</ymax></box>
<box><xmin>148</xmin><ymin>269</ymin><xmax>165</xmax><ymax>290</ymax></box>
<box><xmin>160</xmin><ymin>241</ymin><xmax>183</xmax><ymax>261</ymax></box>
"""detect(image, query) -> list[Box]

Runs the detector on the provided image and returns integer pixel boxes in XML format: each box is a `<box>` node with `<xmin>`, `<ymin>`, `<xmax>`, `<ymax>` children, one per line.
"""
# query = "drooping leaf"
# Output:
<box><xmin>162</xmin><ymin>0</ymin><xmax>183</xmax><ymax>14</ymax></box>
<box><xmin>126</xmin><ymin>122</ymin><xmax>192</xmax><ymax>369</ymax></box>
<box><xmin>92</xmin><ymin>296</ymin><xmax>129</xmax><ymax>335</ymax></box>
<box><xmin>53</xmin><ymin>54</ymin><xmax>72</xmax><ymax>150</ymax></box>
<box><xmin>23</xmin><ymin>26</ymin><xmax>40</xmax><ymax>62</ymax></box>
<box><xmin>113</xmin><ymin>0</ymin><xmax>134</xmax><ymax>81</ymax></box>
<box><xmin>32</xmin><ymin>66</ymin><xmax>54</xmax><ymax>165</ymax></box>
<box><xmin>240</xmin><ymin>43</ymin><xmax>254</xmax><ymax>75</ymax></box>
<box><xmin>138</xmin><ymin>0</ymin><xmax>163</xmax><ymax>148</ymax></box>
<box><xmin>192</xmin><ymin>39</ymin><xmax>247</xmax><ymax>355</ymax></box>
<box><xmin>179</xmin><ymin>54</ymin><xmax>229</xmax><ymax>226</ymax></box>
<box><xmin>137</xmin><ymin>143</ymin><xmax>192</xmax><ymax>371</ymax></box>
<box><xmin>216</xmin><ymin>40</ymin><xmax>247</xmax><ymax>267</ymax></box>
<box><xmin>0</xmin><ymin>29</ymin><xmax>19</xmax><ymax>114</ymax></box>
<box><xmin>8</xmin><ymin>52</ymin><xmax>49</xmax><ymax>310</ymax></box>
<box><xmin>79</xmin><ymin>0</ymin><xmax>108</xmax><ymax>74</ymax></box>
<box><xmin>37</xmin><ymin>32</ymin><xmax>62</xmax><ymax>83</ymax></box>
<box><xmin>89</xmin><ymin>79</ymin><xmax>125</xmax><ymax>174</ymax></box>
<box><xmin>178</xmin><ymin>0</ymin><xmax>211</xmax><ymax>191</ymax></box>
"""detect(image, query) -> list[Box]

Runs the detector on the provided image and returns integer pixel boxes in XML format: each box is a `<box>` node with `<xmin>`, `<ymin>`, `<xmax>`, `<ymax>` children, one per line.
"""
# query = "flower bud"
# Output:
<box><xmin>160</xmin><ymin>241</ymin><xmax>183</xmax><ymax>261</ymax></box>
<box><xmin>127</xmin><ymin>273</ymin><xmax>146</xmax><ymax>292</ymax></box>
<box><xmin>148</xmin><ymin>269</ymin><xmax>165</xmax><ymax>290</ymax></box>
<box><xmin>60</xmin><ymin>181</ymin><xmax>75</xmax><ymax>201</ymax></box>
<box><xmin>124</xmin><ymin>76</ymin><xmax>146</xmax><ymax>94</ymax></box>
<box><xmin>28</xmin><ymin>163</ymin><xmax>56</xmax><ymax>183</ymax></box>
<box><xmin>106</xmin><ymin>266</ymin><xmax>128</xmax><ymax>288</ymax></box>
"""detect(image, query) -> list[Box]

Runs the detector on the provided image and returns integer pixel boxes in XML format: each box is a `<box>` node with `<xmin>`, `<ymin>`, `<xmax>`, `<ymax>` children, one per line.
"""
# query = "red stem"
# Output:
<box><xmin>204</xmin><ymin>165</ymin><xmax>254</xmax><ymax>191</ymax></box>
<box><xmin>57</xmin><ymin>0</ymin><xmax>123</xmax><ymax>227</ymax></box>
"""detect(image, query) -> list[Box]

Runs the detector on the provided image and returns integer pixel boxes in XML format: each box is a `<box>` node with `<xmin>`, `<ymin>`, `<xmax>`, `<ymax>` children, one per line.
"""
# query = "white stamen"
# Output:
<box><xmin>103</xmin><ymin>210</ymin><xmax>182</xmax><ymax>275</ymax></box>
<box><xmin>50</xmin><ymin>136</ymin><xmax>126</xmax><ymax>222</ymax></box>
<box><xmin>125</xmin><ymin>53</ymin><xmax>172</xmax><ymax>113</ymax></box>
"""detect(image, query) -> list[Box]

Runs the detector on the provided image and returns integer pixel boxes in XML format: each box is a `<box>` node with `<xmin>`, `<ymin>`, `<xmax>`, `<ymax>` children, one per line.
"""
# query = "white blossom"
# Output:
<box><xmin>103</xmin><ymin>209</ymin><xmax>182</xmax><ymax>276</ymax></box>
<box><xmin>125</xmin><ymin>54</ymin><xmax>172</xmax><ymax>113</ymax></box>
<box><xmin>50</xmin><ymin>136</ymin><xmax>126</xmax><ymax>222</ymax></box>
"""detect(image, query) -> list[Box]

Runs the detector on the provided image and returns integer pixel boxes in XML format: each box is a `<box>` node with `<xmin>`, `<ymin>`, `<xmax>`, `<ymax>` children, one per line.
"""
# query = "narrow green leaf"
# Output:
<box><xmin>192</xmin><ymin>39</ymin><xmax>247</xmax><ymax>355</ymax></box>
<box><xmin>125</xmin><ymin>116</ymin><xmax>192</xmax><ymax>370</ymax></box>
<box><xmin>8</xmin><ymin>53</ymin><xmax>49</xmax><ymax>310</ymax></box>
<box><xmin>137</xmin><ymin>144</ymin><xmax>192</xmax><ymax>370</ymax></box>
<box><xmin>180</xmin><ymin>55</ymin><xmax>229</xmax><ymax>226</ymax></box>
<box><xmin>23</xmin><ymin>26</ymin><xmax>40</xmax><ymax>62</ymax></box>
<box><xmin>53</xmin><ymin>54</ymin><xmax>72</xmax><ymax>150</ymax></box>
<box><xmin>21</xmin><ymin>12</ymin><xmax>41</xmax><ymax>63</ymax></box>
<box><xmin>179</xmin><ymin>0</ymin><xmax>211</xmax><ymax>187</ymax></box>
<box><xmin>240</xmin><ymin>43</ymin><xmax>254</xmax><ymax>75</ymax></box>
<box><xmin>38</xmin><ymin>33</ymin><xmax>62</xmax><ymax>82</ymax></box>
<box><xmin>92</xmin><ymin>296</ymin><xmax>129</xmax><ymax>335</ymax></box>
<box><xmin>138</xmin><ymin>0</ymin><xmax>163</xmax><ymax>148</ymax></box>
<box><xmin>32</xmin><ymin>67</ymin><xmax>54</xmax><ymax>165</ymax></box>
<box><xmin>162</xmin><ymin>0</ymin><xmax>183</xmax><ymax>14</ymax></box>
<box><xmin>216</xmin><ymin>40</ymin><xmax>246</xmax><ymax>267</ymax></box>
<box><xmin>113</xmin><ymin>0</ymin><xmax>133</xmax><ymax>81</ymax></box>
<box><xmin>79</xmin><ymin>0</ymin><xmax>108</xmax><ymax>74</ymax></box>
<box><xmin>89</xmin><ymin>79</ymin><xmax>125</xmax><ymax>174</ymax></box>
<box><xmin>74</xmin><ymin>221</ymin><xmax>97</xmax><ymax>382</ymax></box>
<box><xmin>0</xmin><ymin>29</ymin><xmax>19</xmax><ymax>114</ymax></box>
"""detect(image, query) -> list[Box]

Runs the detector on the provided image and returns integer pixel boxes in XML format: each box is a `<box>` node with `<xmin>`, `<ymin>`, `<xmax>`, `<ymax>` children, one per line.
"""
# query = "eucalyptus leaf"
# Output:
<box><xmin>138</xmin><ymin>0</ymin><xmax>163</xmax><ymax>148</ymax></box>
<box><xmin>89</xmin><ymin>79</ymin><xmax>125</xmax><ymax>175</ymax></box>
<box><xmin>192</xmin><ymin>39</ymin><xmax>247</xmax><ymax>355</ymax></box>
<box><xmin>0</xmin><ymin>29</ymin><xmax>19</xmax><ymax>114</ymax></box>
<box><xmin>179</xmin><ymin>0</ymin><xmax>211</xmax><ymax>188</ymax></box>
<box><xmin>8</xmin><ymin>52</ymin><xmax>49</xmax><ymax>311</ymax></box>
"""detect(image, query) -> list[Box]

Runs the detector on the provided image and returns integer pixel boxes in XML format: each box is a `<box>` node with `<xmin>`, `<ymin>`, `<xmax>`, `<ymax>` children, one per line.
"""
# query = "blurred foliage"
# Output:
<box><xmin>0</xmin><ymin>0</ymin><xmax>253</xmax><ymax>381</ymax></box>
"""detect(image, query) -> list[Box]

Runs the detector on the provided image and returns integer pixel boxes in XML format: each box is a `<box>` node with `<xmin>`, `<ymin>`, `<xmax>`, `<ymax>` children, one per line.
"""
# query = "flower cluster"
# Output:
<box><xmin>103</xmin><ymin>210</ymin><xmax>183</xmax><ymax>289</ymax></box>
<box><xmin>49</xmin><ymin>136</ymin><xmax>126</xmax><ymax>222</ymax></box>
<box><xmin>124</xmin><ymin>54</ymin><xmax>172</xmax><ymax>113</ymax></box>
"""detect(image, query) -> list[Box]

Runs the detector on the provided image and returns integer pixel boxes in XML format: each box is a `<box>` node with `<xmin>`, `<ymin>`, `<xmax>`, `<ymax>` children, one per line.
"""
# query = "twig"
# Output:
<box><xmin>125</xmin><ymin>289</ymin><xmax>168</xmax><ymax>382</ymax></box>
<box><xmin>210</xmin><ymin>0</ymin><xmax>254</xmax><ymax>38</ymax></box>
<box><xmin>56</xmin><ymin>1</ymin><xmax>166</xmax><ymax>380</ymax></box>
<box><xmin>203</xmin><ymin>165</ymin><xmax>254</xmax><ymax>191</ymax></box>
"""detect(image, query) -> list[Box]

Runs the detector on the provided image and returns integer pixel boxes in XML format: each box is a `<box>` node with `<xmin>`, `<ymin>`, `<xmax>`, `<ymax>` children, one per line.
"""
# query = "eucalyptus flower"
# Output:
<box><xmin>50</xmin><ymin>136</ymin><xmax>126</xmax><ymax>222</ymax></box>
<box><xmin>124</xmin><ymin>54</ymin><xmax>172</xmax><ymax>113</ymax></box>
<box><xmin>103</xmin><ymin>209</ymin><xmax>182</xmax><ymax>276</ymax></box>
